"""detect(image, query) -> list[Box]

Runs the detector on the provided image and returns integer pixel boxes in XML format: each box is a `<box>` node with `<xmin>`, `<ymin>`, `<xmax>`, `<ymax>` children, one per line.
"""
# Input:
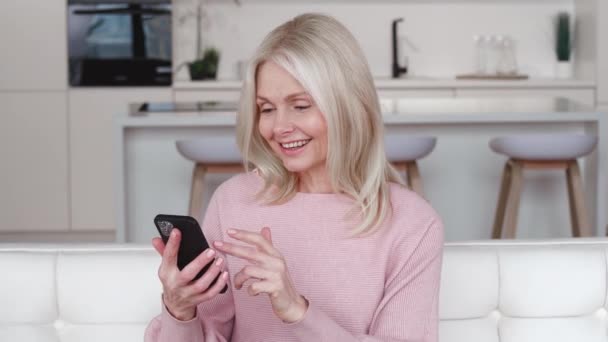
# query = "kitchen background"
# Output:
<box><xmin>173</xmin><ymin>0</ymin><xmax>583</xmax><ymax>80</ymax></box>
<box><xmin>1</xmin><ymin>0</ymin><xmax>607</xmax><ymax>243</ymax></box>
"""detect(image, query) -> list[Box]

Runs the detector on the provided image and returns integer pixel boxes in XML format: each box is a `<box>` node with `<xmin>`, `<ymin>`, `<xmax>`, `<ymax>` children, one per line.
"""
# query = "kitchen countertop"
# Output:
<box><xmin>117</xmin><ymin>97</ymin><xmax>602</xmax><ymax>128</ymax></box>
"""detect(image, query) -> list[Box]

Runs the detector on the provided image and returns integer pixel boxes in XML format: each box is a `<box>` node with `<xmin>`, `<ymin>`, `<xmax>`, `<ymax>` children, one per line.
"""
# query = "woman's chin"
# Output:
<box><xmin>282</xmin><ymin>163</ymin><xmax>309</xmax><ymax>174</ymax></box>
<box><xmin>281</xmin><ymin>159</ymin><xmax>312</xmax><ymax>174</ymax></box>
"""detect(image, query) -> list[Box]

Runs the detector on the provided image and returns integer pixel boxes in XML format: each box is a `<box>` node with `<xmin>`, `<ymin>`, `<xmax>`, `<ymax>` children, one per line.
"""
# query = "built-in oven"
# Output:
<box><xmin>68</xmin><ymin>0</ymin><xmax>172</xmax><ymax>86</ymax></box>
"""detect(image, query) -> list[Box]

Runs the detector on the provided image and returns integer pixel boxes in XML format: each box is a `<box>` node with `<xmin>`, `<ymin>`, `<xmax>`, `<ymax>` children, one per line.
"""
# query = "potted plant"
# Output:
<box><xmin>555</xmin><ymin>11</ymin><xmax>574</xmax><ymax>78</ymax></box>
<box><xmin>188</xmin><ymin>47</ymin><xmax>220</xmax><ymax>80</ymax></box>
<box><xmin>176</xmin><ymin>0</ymin><xmax>239</xmax><ymax>81</ymax></box>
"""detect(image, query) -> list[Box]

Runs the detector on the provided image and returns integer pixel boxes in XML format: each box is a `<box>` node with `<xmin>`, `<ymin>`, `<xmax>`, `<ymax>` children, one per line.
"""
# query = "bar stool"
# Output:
<box><xmin>489</xmin><ymin>133</ymin><xmax>598</xmax><ymax>239</ymax></box>
<box><xmin>176</xmin><ymin>136</ymin><xmax>243</xmax><ymax>222</ymax></box>
<box><xmin>385</xmin><ymin>134</ymin><xmax>437</xmax><ymax>198</ymax></box>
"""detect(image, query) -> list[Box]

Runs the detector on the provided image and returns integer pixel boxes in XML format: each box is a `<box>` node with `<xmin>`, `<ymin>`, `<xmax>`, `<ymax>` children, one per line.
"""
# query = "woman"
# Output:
<box><xmin>145</xmin><ymin>13</ymin><xmax>443</xmax><ymax>342</ymax></box>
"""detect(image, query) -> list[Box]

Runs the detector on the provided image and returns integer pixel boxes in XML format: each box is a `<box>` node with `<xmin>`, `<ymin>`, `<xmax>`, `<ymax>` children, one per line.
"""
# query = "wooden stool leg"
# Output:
<box><xmin>406</xmin><ymin>161</ymin><xmax>425</xmax><ymax>198</ymax></box>
<box><xmin>391</xmin><ymin>161</ymin><xmax>408</xmax><ymax>187</ymax></box>
<box><xmin>502</xmin><ymin>160</ymin><xmax>524</xmax><ymax>239</ymax></box>
<box><xmin>189</xmin><ymin>164</ymin><xmax>207</xmax><ymax>223</ymax></box>
<box><xmin>392</xmin><ymin>161</ymin><xmax>408</xmax><ymax>176</ymax></box>
<box><xmin>566</xmin><ymin>160</ymin><xmax>591</xmax><ymax>237</ymax></box>
<box><xmin>492</xmin><ymin>161</ymin><xmax>513</xmax><ymax>239</ymax></box>
<box><xmin>566</xmin><ymin>161</ymin><xmax>580</xmax><ymax>236</ymax></box>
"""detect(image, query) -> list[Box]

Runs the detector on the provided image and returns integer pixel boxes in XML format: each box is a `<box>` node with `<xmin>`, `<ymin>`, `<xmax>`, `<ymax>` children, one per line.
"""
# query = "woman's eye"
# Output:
<box><xmin>295</xmin><ymin>105</ymin><xmax>310</xmax><ymax>111</ymax></box>
<box><xmin>260</xmin><ymin>107</ymin><xmax>274</xmax><ymax>114</ymax></box>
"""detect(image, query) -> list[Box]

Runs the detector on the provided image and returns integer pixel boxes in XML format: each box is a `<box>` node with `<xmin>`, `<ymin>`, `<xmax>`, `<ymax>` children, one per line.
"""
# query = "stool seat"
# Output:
<box><xmin>176</xmin><ymin>137</ymin><xmax>242</xmax><ymax>164</ymax></box>
<box><xmin>385</xmin><ymin>135</ymin><xmax>437</xmax><ymax>161</ymax></box>
<box><xmin>176</xmin><ymin>137</ymin><xmax>243</xmax><ymax>223</ymax></box>
<box><xmin>490</xmin><ymin>134</ymin><xmax>597</xmax><ymax>160</ymax></box>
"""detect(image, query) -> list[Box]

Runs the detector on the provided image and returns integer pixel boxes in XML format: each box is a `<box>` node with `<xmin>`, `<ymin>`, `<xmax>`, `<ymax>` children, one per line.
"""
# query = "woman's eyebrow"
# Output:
<box><xmin>285</xmin><ymin>92</ymin><xmax>309</xmax><ymax>100</ymax></box>
<box><xmin>256</xmin><ymin>92</ymin><xmax>309</xmax><ymax>102</ymax></box>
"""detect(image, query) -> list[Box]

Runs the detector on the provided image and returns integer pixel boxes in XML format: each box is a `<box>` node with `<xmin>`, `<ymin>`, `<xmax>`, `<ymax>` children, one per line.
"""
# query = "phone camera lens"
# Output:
<box><xmin>158</xmin><ymin>220</ymin><xmax>173</xmax><ymax>236</ymax></box>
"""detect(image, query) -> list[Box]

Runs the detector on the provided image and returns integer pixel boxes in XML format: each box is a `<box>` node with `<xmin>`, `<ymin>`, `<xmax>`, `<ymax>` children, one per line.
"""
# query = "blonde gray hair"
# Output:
<box><xmin>236</xmin><ymin>13</ymin><xmax>404</xmax><ymax>236</ymax></box>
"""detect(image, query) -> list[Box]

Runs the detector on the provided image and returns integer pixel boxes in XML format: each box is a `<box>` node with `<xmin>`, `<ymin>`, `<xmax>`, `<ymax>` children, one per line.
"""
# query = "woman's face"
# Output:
<box><xmin>256</xmin><ymin>61</ymin><xmax>328</xmax><ymax>176</ymax></box>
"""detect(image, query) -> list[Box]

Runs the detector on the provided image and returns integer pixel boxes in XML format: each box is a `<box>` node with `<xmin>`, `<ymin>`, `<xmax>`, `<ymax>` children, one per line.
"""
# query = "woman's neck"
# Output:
<box><xmin>297</xmin><ymin>169</ymin><xmax>333</xmax><ymax>193</ymax></box>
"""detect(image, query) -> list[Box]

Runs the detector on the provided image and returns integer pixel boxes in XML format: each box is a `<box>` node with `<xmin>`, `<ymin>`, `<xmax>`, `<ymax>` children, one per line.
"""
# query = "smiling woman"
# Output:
<box><xmin>236</xmin><ymin>13</ymin><xmax>407</xmax><ymax>235</ymax></box>
<box><xmin>145</xmin><ymin>13</ymin><xmax>444</xmax><ymax>342</ymax></box>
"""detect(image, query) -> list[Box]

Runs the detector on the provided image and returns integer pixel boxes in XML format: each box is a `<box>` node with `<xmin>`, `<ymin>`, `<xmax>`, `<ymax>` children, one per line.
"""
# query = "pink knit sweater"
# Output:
<box><xmin>145</xmin><ymin>172</ymin><xmax>444</xmax><ymax>342</ymax></box>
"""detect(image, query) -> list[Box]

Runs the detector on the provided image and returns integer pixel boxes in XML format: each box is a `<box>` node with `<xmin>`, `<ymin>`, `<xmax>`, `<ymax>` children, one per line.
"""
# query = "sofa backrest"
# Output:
<box><xmin>0</xmin><ymin>245</ymin><xmax>160</xmax><ymax>342</ymax></box>
<box><xmin>440</xmin><ymin>240</ymin><xmax>608</xmax><ymax>342</ymax></box>
<box><xmin>1</xmin><ymin>240</ymin><xmax>607</xmax><ymax>342</ymax></box>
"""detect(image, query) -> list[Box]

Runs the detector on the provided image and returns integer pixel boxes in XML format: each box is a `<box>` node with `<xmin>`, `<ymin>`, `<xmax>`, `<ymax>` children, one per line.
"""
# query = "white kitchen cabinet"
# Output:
<box><xmin>0</xmin><ymin>92</ymin><xmax>69</xmax><ymax>232</ymax></box>
<box><xmin>68</xmin><ymin>88</ymin><xmax>173</xmax><ymax>231</ymax></box>
<box><xmin>455</xmin><ymin>88</ymin><xmax>596</xmax><ymax>107</ymax></box>
<box><xmin>0</xmin><ymin>0</ymin><xmax>67</xmax><ymax>90</ymax></box>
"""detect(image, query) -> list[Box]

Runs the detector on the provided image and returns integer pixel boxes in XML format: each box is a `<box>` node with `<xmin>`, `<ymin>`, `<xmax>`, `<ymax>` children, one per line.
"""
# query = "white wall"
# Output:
<box><xmin>173</xmin><ymin>0</ymin><xmax>574</xmax><ymax>80</ymax></box>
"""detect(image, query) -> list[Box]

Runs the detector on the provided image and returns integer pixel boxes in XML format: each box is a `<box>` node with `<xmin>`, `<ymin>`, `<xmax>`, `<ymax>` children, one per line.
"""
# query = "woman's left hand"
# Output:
<box><xmin>213</xmin><ymin>227</ymin><xmax>308</xmax><ymax>323</ymax></box>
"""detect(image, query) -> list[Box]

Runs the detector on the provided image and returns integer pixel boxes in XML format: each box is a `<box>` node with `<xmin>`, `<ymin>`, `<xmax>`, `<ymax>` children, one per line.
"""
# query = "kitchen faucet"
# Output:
<box><xmin>392</xmin><ymin>18</ymin><xmax>408</xmax><ymax>78</ymax></box>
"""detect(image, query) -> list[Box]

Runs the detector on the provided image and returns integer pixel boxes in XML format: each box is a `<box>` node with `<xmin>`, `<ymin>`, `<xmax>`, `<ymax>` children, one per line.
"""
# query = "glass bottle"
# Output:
<box><xmin>487</xmin><ymin>35</ymin><xmax>502</xmax><ymax>76</ymax></box>
<box><xmin>473</xmin><ymin>35</ymin><xmax>488</xmax><ymax>75</ymax></box>
<box><xmin>500</xmin><ymin>36</ymin><xmax>518</xmax><ymax>75</ymax></box>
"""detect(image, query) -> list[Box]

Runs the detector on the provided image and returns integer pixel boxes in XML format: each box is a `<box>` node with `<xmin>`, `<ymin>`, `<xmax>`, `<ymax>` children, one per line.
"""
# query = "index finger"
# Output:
<box><xmin>226</xmin><ymin>228</ymin><xmax>279</xmax><ymax>257</ymax></box>
<box><xmin>161</xmin><ymin>228</ymin><xmax>181</xmax><ymax>268</ymax></box>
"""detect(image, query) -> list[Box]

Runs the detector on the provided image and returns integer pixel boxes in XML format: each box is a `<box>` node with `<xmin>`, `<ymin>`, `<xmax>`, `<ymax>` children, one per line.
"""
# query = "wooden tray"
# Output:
<box><xmin>456</xmin><ymin>73</ymin><xmax>529</xmax><ymax>80</ymax></box>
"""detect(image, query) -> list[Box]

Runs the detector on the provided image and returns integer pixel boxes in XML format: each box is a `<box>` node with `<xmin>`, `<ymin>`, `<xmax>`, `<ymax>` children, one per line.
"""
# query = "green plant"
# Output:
<box><xmin>176</xmin><ymin>0</ymin><xmax>240</xmax><ymax>80</ymax></box>
<box><xmin>188</xmin><ymin>47</ymin><xmax>220</xmax><ymax>80</ymax></box>
<box><xmin>555</xmin><ymin>12</ymin><xmax>573</xmax><ymax>61</ymax></box>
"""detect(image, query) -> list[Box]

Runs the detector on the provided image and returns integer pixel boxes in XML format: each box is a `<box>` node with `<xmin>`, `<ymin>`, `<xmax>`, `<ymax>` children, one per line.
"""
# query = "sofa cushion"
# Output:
<box><xmin>0</xmin><ymin>326</ymin><xmax>59</xmax><ymax>342</ymax></box>
<box><xmin>439</xmin><ymin>247</ymin><xmax>498</xmax><ymax>319</ymax></box>
<box><xmin>499</xmin><ymin>247</ymin><xmax>606</xmax><ymax>317</ymax></box>
<box><xmin>56</xmin><ymin>250</ymin><xmax>161</xmax><ymax>324</ymax></box>
<box><xmin>499</xmin><ymin>315</ymin><xmax>607</xmax><ymax>342</ymax></box>
<box><xmin>439</xmin><ymin>315</ymin><xmax>500</xmax><ymax>342</ymax></box>
<box><xmin>0</xmin><ymin>252</ymin><xmax>57</xmax><ymax>324</ymax></box>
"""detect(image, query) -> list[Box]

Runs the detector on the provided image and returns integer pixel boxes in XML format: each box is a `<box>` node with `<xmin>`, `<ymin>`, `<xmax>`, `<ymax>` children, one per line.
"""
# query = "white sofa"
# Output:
<box><xmin>2</xmin><ymin>239</ymin><xmax>608</xmax><ymax>342</ymax></box>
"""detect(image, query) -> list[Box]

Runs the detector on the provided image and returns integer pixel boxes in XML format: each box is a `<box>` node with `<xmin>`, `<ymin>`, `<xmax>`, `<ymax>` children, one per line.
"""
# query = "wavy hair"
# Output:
<box><xmin>236</xmin><ymin>13</ymin><xmax>404</xmax><ymax>236</ymax></box>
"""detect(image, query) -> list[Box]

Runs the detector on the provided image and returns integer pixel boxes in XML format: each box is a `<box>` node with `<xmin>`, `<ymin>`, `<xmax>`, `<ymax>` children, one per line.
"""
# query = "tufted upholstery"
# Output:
<box><xmin>1</xmin><ymin>240</ymin><xmax>608</xmax><ymax>342</ymax></box>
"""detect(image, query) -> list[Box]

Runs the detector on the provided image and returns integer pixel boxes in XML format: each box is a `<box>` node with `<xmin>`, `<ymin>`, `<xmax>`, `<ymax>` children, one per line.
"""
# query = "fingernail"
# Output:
<box><xmin>227</xmin><ymin>229</ymin><xmax>236</xmax><ymax>235</ymax></box>
<box><xmin>206</xmin><ymin>249</ymin><xmax>215</xmax><ymax>257</ymax></box>
<box><xmin>215</xmin><ymin>258</ymin><xmax>223</xmax><ymax>266</ymax></box>
<box><xmin>171</xmin><ymin>230</ymin><xmax>177</xmax><ymax>237</ymax></box>
<box><xmin>214</xmin><ymin>241</ymin><xmax>224</xmax><ymax>247</ymax></box>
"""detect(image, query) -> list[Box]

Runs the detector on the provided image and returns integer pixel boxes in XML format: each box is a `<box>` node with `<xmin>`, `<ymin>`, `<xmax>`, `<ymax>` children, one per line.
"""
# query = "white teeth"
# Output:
<box><xmin>281</xmin><ymin>139</ymin><xmax>310</xmax><ymax>149</ymax></box>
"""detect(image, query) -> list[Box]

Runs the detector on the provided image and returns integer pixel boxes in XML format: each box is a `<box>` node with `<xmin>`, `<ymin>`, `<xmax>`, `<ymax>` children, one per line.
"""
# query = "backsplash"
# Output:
<box><xmin>172</xmin><ymin>0</ymin><xmax>574</xmax><ymax>81</ymax></box>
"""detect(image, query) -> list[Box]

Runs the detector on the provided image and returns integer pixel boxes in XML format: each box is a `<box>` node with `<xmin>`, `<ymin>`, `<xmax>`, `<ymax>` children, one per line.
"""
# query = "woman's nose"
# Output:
<box><xmin>272</xmin><ymin>108</ymin><xmax>294</xmax><ymax>135</ymax></box>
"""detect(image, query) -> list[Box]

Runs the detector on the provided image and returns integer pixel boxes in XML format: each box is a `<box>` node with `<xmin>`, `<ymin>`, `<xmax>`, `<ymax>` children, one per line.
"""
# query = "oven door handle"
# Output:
<box><xmin>72</xmin><ymin>8</ymin><xmax>170</xmax><ymax>15</ymax></box>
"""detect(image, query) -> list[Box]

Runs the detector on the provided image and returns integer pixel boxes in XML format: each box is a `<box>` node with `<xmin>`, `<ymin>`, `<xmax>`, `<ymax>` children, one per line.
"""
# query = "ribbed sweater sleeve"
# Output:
<box><xmin>288</xmin><ymin>218</ymin><xmax>444</xmax><ymax>342</ymax></box>
<box><xmin>144</xmin><ymin>189</ymin><xmax>236</xmax><ymax>342</ymax></box>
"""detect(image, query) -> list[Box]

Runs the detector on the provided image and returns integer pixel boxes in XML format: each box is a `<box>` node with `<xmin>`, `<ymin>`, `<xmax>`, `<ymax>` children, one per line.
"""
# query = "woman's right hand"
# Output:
<box><xmin>152</xmin><ymin>229</ymin><xmax>229</xmax><ymax>321</ymax></box>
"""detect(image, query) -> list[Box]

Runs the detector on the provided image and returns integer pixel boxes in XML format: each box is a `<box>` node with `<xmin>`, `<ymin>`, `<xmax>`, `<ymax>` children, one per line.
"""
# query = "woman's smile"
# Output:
<box><xmin>278</xmin><ymin>138</ymin><xmax>312</xmax><ymax>155</ymax></box>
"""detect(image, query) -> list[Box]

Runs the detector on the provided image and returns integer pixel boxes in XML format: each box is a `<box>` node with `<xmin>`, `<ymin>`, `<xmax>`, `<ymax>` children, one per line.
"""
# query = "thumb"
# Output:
<box><xmin>261</xmin><ymin>226</ymin><xmax>272</xmax><ymax>244</ymax></box>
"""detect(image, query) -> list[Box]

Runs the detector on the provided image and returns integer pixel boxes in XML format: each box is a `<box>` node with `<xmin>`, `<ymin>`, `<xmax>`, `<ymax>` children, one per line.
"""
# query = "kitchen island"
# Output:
<box><xmin>114</xmin><ymin>98</ymin><xmax>606</xmax><ymax>243</ymax></box>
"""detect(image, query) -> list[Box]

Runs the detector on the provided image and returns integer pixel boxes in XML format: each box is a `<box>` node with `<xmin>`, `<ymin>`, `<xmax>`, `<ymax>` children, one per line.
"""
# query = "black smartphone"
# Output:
<box><xmin>154</xmin><ymin>214</ymin><xmax>227</xmax><ymax>294</ymax></box>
